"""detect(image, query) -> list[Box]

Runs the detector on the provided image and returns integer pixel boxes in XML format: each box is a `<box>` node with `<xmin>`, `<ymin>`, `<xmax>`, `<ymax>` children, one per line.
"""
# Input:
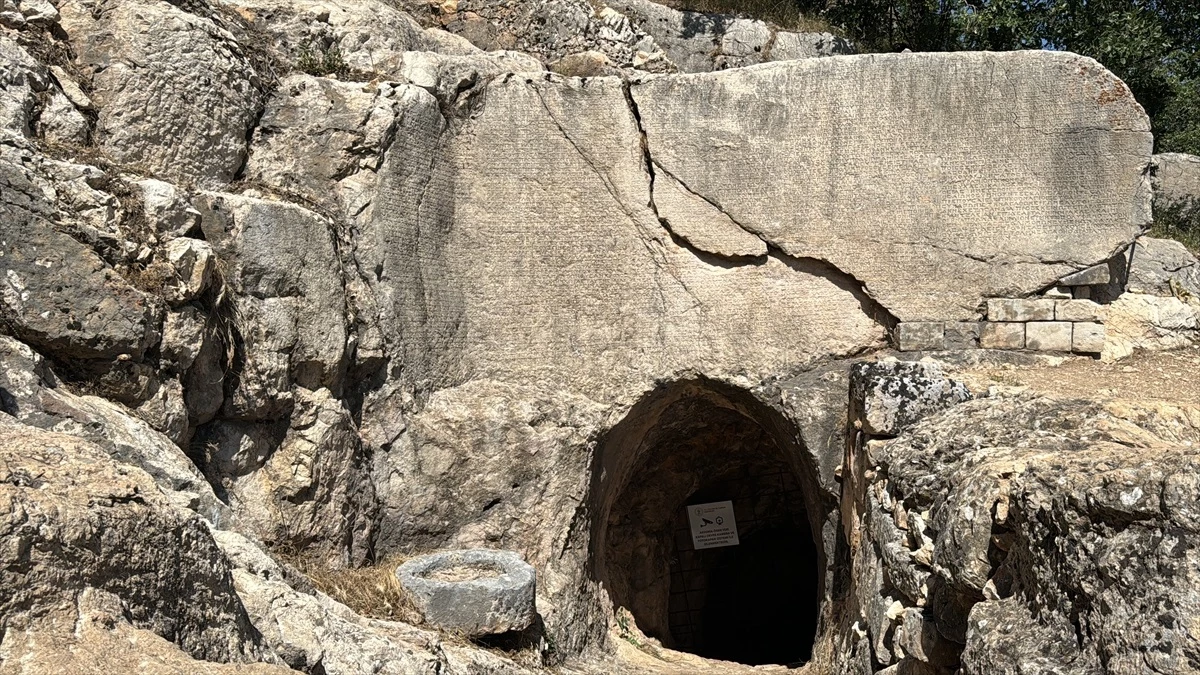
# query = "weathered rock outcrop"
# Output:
<box><xmin>0</xmin><ymin>416</ymin><xmax>266</xmax><ymax>664</ymax></box>
<box><xmin>0</xmin><ymin>142</ymin><xmax>162</xmax><ymax>361</ymax></box>
<box><xmin>58</xmin><ymin>0</ymin><xmax>264</xmax><ymax>187</ymax></box>
<box><xmin>0</xmin><ymin>0</ymin><xmax>1186</xmax><ymax>669</ymax></box>
<box><xmin>0</xmin><ymin>336</ymin><xmax>228</xmax><ymax>522</ymax></box>
<box><xmin>840</xmin><ymin>390</ymin><xmax>1200</xmax><ymax>674</ymax></box>
<box><xmin>420</xmin><ymin>0</ymin><xmax>849</xmax><ymax>73</ymax></box>
<box><xmin>1154</xmin><ymin>152</ymin><xmax>1200</xmax><ymax>227</ymax></box>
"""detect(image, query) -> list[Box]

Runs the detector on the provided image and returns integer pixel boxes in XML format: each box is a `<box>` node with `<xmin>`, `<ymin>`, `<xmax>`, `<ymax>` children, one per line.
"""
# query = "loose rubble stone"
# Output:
<box><xmin>987</xmin><ymin>298</ymin><xmax>1055</xmax><ymax>322</ymax></box>
<box><xmin>944</xmin><ymin>322</ymin><xmax>981</xmax><ymax>349</ymax></box>
<box><xmin>896</xmin><ymin>322</ymin><xmax>945</xmax><ymax>351</ymax></box>
<box><xmin>1072</xmin><ymin>322</ymin><xmax>1106</xmax><ymax>353</ymax></box>
<box><xmin>36</xmin><ymin>90</ymin><xmax>89</xmax><ymax>145</ymax></box>
<box><xmin>164</xmin><ymin>238</ymin><xmax>215</xmax><ymax>306</ymax></box>
<box><xmin>397</xmin><ymin>549</ymin><xmax>537</xmax><ymax>636</ymax></box>
<box><xmin>849</xmin><ymin>361</ymin><xmax>971</xmax><ymax>436</ymax></box>
<box><xmin>1059</xmin><ymin>263</ymin><xmax>1111</xmax><ymax>286</ymax></box>
<box><xmin>135</xmin><ymin>178</ymin><xmax>202</xmax><ymax>239</ymax></box>
<box><xmin>1025</xmin><ymin>321</ymin><xmax>1072</xmax><ymax>351</ymax></box>
<box><xmin>1054</xmin><ymin>298</ymin><xmax>1104</xmax><ymax>322</ymax></box>
<box><xmin>979</xmin><ymin>322</ymin><xmax>1025</xmax><ymax>349</ymax></box>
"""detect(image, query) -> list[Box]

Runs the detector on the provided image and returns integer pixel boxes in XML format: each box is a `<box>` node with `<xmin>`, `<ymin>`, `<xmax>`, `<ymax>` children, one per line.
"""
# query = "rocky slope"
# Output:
<box><xmin>1</xmin><ymin>0</ymin><xmax>1199</xmax><ymax>671</ymax></box>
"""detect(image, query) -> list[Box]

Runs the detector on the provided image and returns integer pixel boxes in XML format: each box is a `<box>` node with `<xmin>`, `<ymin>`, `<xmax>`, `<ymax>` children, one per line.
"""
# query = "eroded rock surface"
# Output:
<box><xmin>840</xmin><ymin>393</ymin><xmax>1200</xmax><ymax>674</ymax></box>
<box><xmin>633</xmin><ymin>52</ymin><xmax>1152</xmax><ymax>321</ymax></box>
<box><xmin>0</xmin><ymin>417</ymin><xmax>265</xmax><ymax>663</ymax></box>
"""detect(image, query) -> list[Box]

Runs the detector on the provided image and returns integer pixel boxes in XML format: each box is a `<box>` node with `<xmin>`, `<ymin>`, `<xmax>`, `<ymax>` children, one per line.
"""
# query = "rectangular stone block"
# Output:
<box><xmin>987</xmin><ymin>298</ymin><xmax>1055</xmax><ymax>322</ymax></box>
<box><xmin>979</xmin><ymin>322</ymin><xmax>1025</xmax><ymax>349</ymax></box>
<box><xmin>1060</xmin><ymin>263</ymin><xmax>1111</xmax><ymax>286</ymax></box>
<box><xmin>1055</xmin><ymin>299</ymin><xmax>1104</xmax><ymax>322</ymax></box>
<box><xmin>1072</xmin><ymin>322</ymin><xmax>1106</xmax><ymax>353</ymax></box>
<box><xmin>944</xmin><ymin>322</ymin><xmax>980</xmax><ymax>349</ymax></box>
<box><xmin>1026</xmin><ymin>321</ymin><xmax>1073</xmax><ymax>351</ymax></box>
<box><xmin>897</xmin><ymin>322</ymin><xmax>945</xmax><ymax>351</ymax></box>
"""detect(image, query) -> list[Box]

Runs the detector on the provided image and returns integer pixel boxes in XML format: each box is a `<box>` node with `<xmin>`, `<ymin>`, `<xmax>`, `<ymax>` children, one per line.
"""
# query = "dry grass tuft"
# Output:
<box><xmin>289</xmin><ymin>554</ymin><xmax>423</xmax><ymax>623</ymax></box>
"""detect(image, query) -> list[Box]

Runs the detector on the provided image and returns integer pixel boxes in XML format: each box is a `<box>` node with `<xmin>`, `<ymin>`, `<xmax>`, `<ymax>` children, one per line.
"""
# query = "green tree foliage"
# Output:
<box><xmin>790</xmin><ymin>0</ymin><xmax>1200</xmax><ymax>154</ymax></box>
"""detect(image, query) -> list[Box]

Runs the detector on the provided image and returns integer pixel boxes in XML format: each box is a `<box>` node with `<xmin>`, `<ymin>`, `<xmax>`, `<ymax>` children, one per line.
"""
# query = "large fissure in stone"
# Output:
<box><xmin>591</xmin><ymin>379</ymin><xmax>827</xmax><ymax>667</ymax></box>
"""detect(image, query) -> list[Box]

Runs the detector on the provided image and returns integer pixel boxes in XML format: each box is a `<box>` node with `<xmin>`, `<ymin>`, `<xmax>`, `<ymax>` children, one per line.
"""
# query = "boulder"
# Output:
<box><xmin>164</xmin><ymin>237</ymin><xmax>216</xmax><ymax>306</ymax></box>
<box><xmin>1128</xmin><ymin>235</ymin><xmax>1200</xmax><ymax>298</ymax></box>
<box><xmin>1101</xmin><ymin>292</ymin><xmax>1197</xmax><ymax>361</ymax></box>
<box><xmin>1153</xmin><ymin>152</ymin><xmax>1200</xmax><ymax>227</ymax></box>
<box><xmin>134</xmin><ymin>178</ymin><xmax>203</xmax><ymax>240</ymax></box>
<box><xmin>35</xmin><ymin>89</ymin><xmax>90</xmax><ymax>145</ymax></box>
<box><xmin>59</xmin><ymin>0</ymin><xmax>263</xmax><ymax>186</ymax></box>
<box><xmin>849</xmin><ymin>360</ymin><xmax>972</xmax><ymax>437</ymax></box>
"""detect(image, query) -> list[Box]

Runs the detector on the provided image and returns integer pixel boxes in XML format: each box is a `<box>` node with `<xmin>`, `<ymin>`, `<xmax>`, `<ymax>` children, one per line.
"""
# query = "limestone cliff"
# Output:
<box><xmin>0</xmin><ymin>0</ymin><xmax>1198</xmax><ymax>671</ymax></box>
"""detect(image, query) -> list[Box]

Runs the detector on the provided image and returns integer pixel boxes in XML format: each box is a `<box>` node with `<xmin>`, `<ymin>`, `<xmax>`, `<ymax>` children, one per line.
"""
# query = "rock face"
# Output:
<box><xmin>840</xmin><ymin>393</ymin><xmax>1200</xmax><ymax>674</ymax></box>
<box><xmin>1154</xmin><ymin>152</ymin><xmax>1200</xmax><ymax>227</ymax></box>
<box><xmin>0</xmin><ymin>416</ymin><xmax>265</xmax><ymax>664</ymax></box>
<box><xmin>633</xmin><ymin>52</ymin><xmax>1152</xmax><ymax>321</ymax></box>
<box><xmin>0</xmin><ymin>0</ymin><xmax>1183</xmax><ymax>669</ymax></box>
<box><xmin>59</xmin><ymin>0</ymin><xmax>264</xmax><ymax>187</ymax></box>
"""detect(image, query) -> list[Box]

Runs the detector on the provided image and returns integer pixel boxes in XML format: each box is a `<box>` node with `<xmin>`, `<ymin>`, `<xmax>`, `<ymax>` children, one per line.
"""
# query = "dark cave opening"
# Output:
<box><xmin>592</xmin><ymin>379</ymin><xmax>826</xmax><ymax>668</ymax></box>
<box><xmin>694</xmin><ymin>524</ymin><xmax>819</xmax><ymax>665</ymax></box>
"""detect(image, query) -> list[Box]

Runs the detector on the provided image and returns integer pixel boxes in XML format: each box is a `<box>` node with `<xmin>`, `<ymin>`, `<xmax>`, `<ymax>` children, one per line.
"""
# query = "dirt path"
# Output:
<box><xmin>951</xmin><ymin>345</ymin><xmax>1200</xmax><ymax>405</ymax></box>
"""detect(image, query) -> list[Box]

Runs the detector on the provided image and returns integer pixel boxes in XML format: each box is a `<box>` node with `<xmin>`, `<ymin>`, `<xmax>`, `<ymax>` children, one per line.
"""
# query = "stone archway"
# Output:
<box><xmin>590</xmin><ymin>378</ymin><xmax>829</xmax><ymax>666</ymax></box>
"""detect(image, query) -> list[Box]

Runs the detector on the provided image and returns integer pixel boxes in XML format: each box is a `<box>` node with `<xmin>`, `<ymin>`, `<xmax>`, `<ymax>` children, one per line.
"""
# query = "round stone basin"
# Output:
<box><xmin>396</xmin><ymin>549</ymin><xmax>536</xmax><ymax>636</ymax></box>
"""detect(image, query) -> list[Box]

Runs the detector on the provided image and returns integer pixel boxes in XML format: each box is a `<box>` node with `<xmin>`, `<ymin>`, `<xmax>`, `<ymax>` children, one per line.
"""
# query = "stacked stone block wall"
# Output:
<box><xmin>896</xmin><ymin>263</ymin><xmax>1111</xmax><ymax>354</ymax></box>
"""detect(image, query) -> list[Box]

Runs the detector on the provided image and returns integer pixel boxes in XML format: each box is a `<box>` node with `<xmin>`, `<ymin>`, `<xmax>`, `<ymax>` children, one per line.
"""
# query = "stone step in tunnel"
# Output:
<box><xmin>589</xmin><ymin>378</ymin><xmax>834</xmax><ymax>667</ymax></box>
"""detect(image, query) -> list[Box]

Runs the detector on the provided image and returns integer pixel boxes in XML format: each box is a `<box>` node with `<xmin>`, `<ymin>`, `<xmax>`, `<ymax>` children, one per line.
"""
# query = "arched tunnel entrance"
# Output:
<box><xmin>591</xmin><ymin>379</ymin><xmax>828</xmax><ymax>667</ymax></box>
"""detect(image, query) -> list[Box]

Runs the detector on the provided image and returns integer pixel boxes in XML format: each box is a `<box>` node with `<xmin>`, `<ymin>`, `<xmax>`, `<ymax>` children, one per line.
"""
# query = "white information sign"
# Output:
<box><xmin>687</xmin><ymin>500</ymin><xmax>739</xmax><ymax>550</ymax></box>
